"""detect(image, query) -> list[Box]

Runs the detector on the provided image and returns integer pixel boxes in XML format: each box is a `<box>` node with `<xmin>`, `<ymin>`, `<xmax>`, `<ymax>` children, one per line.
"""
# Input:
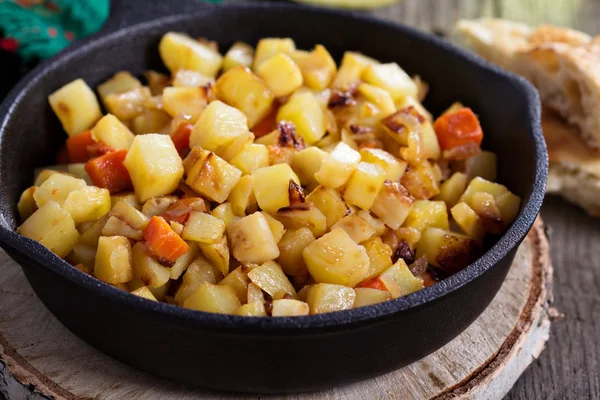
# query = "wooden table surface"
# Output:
<box><xmin>370</xmin><ymin>1</ymin><xmax>600</xmax><ymax>398</ymax></box>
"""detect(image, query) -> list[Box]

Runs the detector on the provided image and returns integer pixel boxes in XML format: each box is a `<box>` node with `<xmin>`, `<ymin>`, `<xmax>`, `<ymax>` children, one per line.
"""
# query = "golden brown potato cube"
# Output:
<box><xmin>220</xmin><ymin>131</ymin><xmax>255</xmax><ymax>162</ymax></box>
<box><xmin>303</xmin><ymin>228</ymin><xmax>370</xmax><ymax>287</ymax></box>
<box><xmin>184</xmin><ymin>148</ymin><xmax>242</xmax><ymax>203</ymax></box>
<box><xmin>33</xmin><ymin>173</ymin><xmax>87</xmax><ymax>208</ymax></box>
<box><xmin>109</xmin><ymin>200</ymin><xmax>148</xmax><ymax>230</ymax></box>
<box><xmin>395</xmin><ymin>227</ymin><xmax>422</xmax><ymax>250</ymax></box>
<box><xmin>333</xmin><ymin>51</ymin><xmax>379</xmax><ymax>91</ymax></box>
<box><xmin>262</xmin><ymin>212</ymin><xmax>286</xmax><ymax>243</ymax></box>
<box><xmin>435</xmin><ymin>172</ymin><xmax>469</xmax><ymax>208</ymax></box>
<box><xmin>184</xmin><ymin>283</ymin><xmax>241</xmax><ymax>314</ymax></box>
<box><xmin>67</xmin><ymin>243</ymin><xmax>96</xmax><ymax>272</ymax></box>
<box><xmin>257</xmin><ymin>53</ymin><xmax>303</xmax><ymax>97</ymax></box>
<box><xmin>159</xmin><ymin>32</ymin><xmax>223</xmax><ymax>77</ymax></box>
<box><xmin>315</xmin><ymin>142</ymin><xmax>361</xmax><ymax>189</ymax></box>
<box><xmin>103</xmin><ymin>87</ymin><xmax>151</xmax><ymax>121</ymax></box>
<box><xmin>277</xmin><ymin>227</ymin><xmax>315</xmax><ymax>277</ymax></box>
<box><xmin>95</xmin><ymin>236</ymin><xmax>133</xmax><ymax>284</ymax></box>
<box><xmin>292</xmin><ymin>147</ymin><xmax>327</xmax><ymax>191</ymax></box>
<box><xmin>420</xmin><ymin>121</ymin><xmax>442</xmax><ymax>160</ymax></box>
<box><xmin>18</xmin><ymin>201</ymin><xmax>80</xmax><ymax>258</ymax></box>
<box><xmin>228</xmin><ymin>175</ymin><xmax>257</xmax><ymax>217</ymax></box>
<box><xmin>306</xmin><ymin>283</ymin><xmax>356</xmax><ymax>314</ymax></box>
<box><xmin>199</xmin><ymin>235</ymin><xmax>230</xmax><ymax>276</ymax></box>
<box><xmin>170</xmin><ymin>242</ymin><xmax>200</xmax><ymax>280</ymax></box>
<box><xmin>131</xmin><ymin>286</ymin><xmax>158</xmax><ymax>301</ymax></box>
<box><xmin>172</xmin><ymin>69</ymin><xmax>214</xmax><ymax>88</ymax></box>
<box><xmin>470</xmin><ymin>192</ymin><xmax>504</xmax><ymax>234</ymax></box>
<box><xmin>354</xmin><ymin>288</ymin><xmax>391</xmax><ymax>308</ymax></box>
<box><xmin>272</xmin><ymin>206</ymin><xmax>327</xmax><ymax>238</ymax></box>
<box><xmin>306</xmin><ymin>186</ymin><xmax>349</xmax><ymax>230</ymax></box>
<box><xmin>247</xmin><ymin>282</ymin><xmax>265</xmax><ymax>304</ymax></box>
<box><xmin>359</xmin><ymin>148</ymin><xmax>407</xmax><ymax>182</ymax></box>
<box><xmin>18</xmin><ymin>186</ymin><xmax>37</xmax><ymax>221</ymax></box>
<box><xmin>212</xmin><ymin>203</ymin><xmax>239</xmax><ymax>227</ymax></box>
<box><xmin>357</xmin><ymin>210</ymin><xmax>387</xmax><ymax>237</ymax></box>
<box><xmin>131</xmin><ymin>242</ymin><xmax>170</xmax><ymax>288</ymax></box>
<box><xmin>228</xmin><ymin>212</ymin><xmax>280</xmax><ymax>264</ymax></box>
<box><xmin>223</xmin><ymin>41</ymin><xmax>255</xmax><ymax>72</ymax></box>
<box><xmin>451</xmin><ymin>202</ymin><xmax>486</xmax><ymax>240</ymax></box>
<box><xmin>401</xmin><ymin>161</ymin><xmax>441</xmax><ymax>200</ymax></box>
<box><xmin>458</xmin><ymin>178</ymin><xmax>521</xmax><ymax>227</ymax></box>
<box><xmin>162</xmin><ymin>86</ymin><xmax>210</xmax><ymax>123</ymax></box>
<box><xmin>33</xmin><ymin>168</ymin><xmax>67</xmax><ymax>187</ymax></box>
<box><xmin>293</xmin><ymin>45</ymin><xmax>336</xmax><ymax>90</ymax></box>
<box><xmin>97</xmin><ymin>71</ymin><xmax>142</xmax><ymax>104</ymax></box>
<box><xmin>110</xmin><ymin>192</ymin><xmax>140</xmax><ymax>210</ymax></box>
<box><xmin>63</xmin><ymin>186</ymin><xmax>111</xmax><ymax>224</ymax></box>
<box><xmin>251</xmin><ymin>164</ymin><xmax>301</xmax><ymax>213</ymax></box>
<box><xmin>253</xmin><ymin>37</ymin><xmax>296</xmax><ymax>70</ymax></box>
<box><xmin>66</xmin><ymin>163</ymin><xmax>92</xmax><ymax>185</ymax></box>
<box><xmin>175</xmin><ymin>256</ymin><xmax>221</xmax><ymax>305</ymax></box>
<box><xmin>132</xmin><ymin>109</ymin><xmax>171</xmax><ymax>135</ymax></box>
<box><xmin>79</xmin><ymin>214</ymin><xmax>109</xmax><ymax>247</ymax></box>
<box><xmin>362</xmin><ymin>237</ymin><xmax>393</xmax><ymax>281</ymax></box>
<box><xmin>99</xmin><ymin>215</ymin><xmax>139</xmax><ymax>241</ymax></box>
<box><xmin>459</xmin><ymin>177</ymin><xmax>507</xmax><ymax>205</ymax></box>
<box><xmin>495</xmin><ymin>191</ymin><xmax>521</xmax><ymax>226</ymax></box>
<box><xmin>343</xmin><ymin>162</ymin><xmax>387</xmax><ymax>210</ymax></box>
<box><xmin>416</xmin><ymin>228</ymin><xmax>482</xmax><ymax>272</ymax></box>
<box><xmin>230</xmin><ymin>143</ymin><xmax>270</xmax><ymax>175</ymax></box>
<box><xmin>48</xmin><ymin>79</ymin><xmax>102</xmax><ymax>136</ymax></box>
<box><xmin>215</xmin><ymin>66</ymin><xmax>275</xmax><ymax>128</ymax></box>
<box><xmin>362</xmin><ymin>63</ymin><xmax>418</xmax><ymax>102</ymax></box>
<box><xmin>189</xmin><ymin>100</ymin><xmax>249</xmax><ymax>153</ymax></box>
<box><xmin>144</xmin><ymin>70</ymin><xmax>170</xmax><ymax>95</ymax></box>
<box><xmin>218</xmin><ymin>266</ymin><xmax>250</xmax><ymax>303</ymax></box>
<box><xmin>247</xmin><ymin>260</ymin><xmax>297</xmax><ymax>299</ymax></box>
<box><xmin>357</xmin><ymin>84</ymin><xmax>396</xmax><ymax>116</ymax></box>
<box><xmin>277</xmin><ymin>91</ymin><xmax>326</xmax><ymax>145</ymax></box>
<box><xmin>331</xmin><ymin>215</ymin><xmax>376</xmax><ymax>244</ymax></box>
<box><xmin>403</xmin><ymin>200</ymin><xmax>449</xmax><ymax>233</ymax></box>
<box><xmin>182</xmin><ymin>211</ymin><xmax>225</xmax><ymax>243</ymax></box>
<box><xmin>464</xmin><ymin>151</ymin><xmax>498</xmax><ymax>181</ymax></box>
<box><xmin>91</xmin><ymin>114</ymin><xmax>135</xmax><ymax>150</ymax></box>
<box><xmin>272</xmin><ymin>299</ymin><xmax>310</xmax><ymax>316</ymax></box>
<box><xmin>370</xmin><ymin>181</ymin><xmax>414</xmax><ymax>230</ymax></box>
<box><xmin>124</xmin><ymin>134</ymin><xmax>184</xmax><ymax>203</ymax></box>
<box><xmin>378</xmin><ymin>259</ymin><xmax>424</xmax><ymax>298</ymax></box>
<box><xmin>236</xmin><ymin>301</ymin><xmax>267</xmax><ymax>316</ymax></box>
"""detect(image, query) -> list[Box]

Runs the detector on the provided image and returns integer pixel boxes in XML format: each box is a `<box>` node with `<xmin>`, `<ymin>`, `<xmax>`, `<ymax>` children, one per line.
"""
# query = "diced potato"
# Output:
<box><xmin>184</xmin><ymin>283</ymin><xmax>241</xmax><ymax>314</ymax></box>
<box><xmin>223</xmin><ymin>41</ymin><xmax>254</xmax><ymax>71</ymax></box>
<box><xmin>306</xmin><ymin>186</ymin><xmax>349</xmax><ymax>230</ymax></box>
<box><xmin>236</xmin><ymin>301</ymin><xmax>267</xmax><ymax>316</ymax></box>
<box><xmin>111</xmin><ymin>192</ymin><xmax>140</xmax><ymax>210</ymax></box>
<box><xmin>495</xmin><ymin>191</ymin><xmax>521</xmax><ymax>226</ymax></box>
<box><xmin>247</xmin><ymin>282</ymin><xmax>265</xmax><ymax>303</ymax></box>
<box><xmin>123</xmin><ymin>134</ymin><xmax>184</xmax><ymax>203</ymax></box>
<box><xmin>333</xmin><ymin>51</ymin><xmax>379</xmax><ymax>90</ymax></box>
<box><xmin>293</xmin><ymin>45</ymin><xmax>337</xmax><ymax>90</ymax></box>
<box><xmin>420</xmin><ymin>121</ymin><xmax>442</xmax><ymax>160</ymax></box>
<box><xmin>272</xmin><ymin>299</ymin><xmax>310</xmax><ymax>316</ymax></box>
<box><xmin>18</xmin><ymin>186</ymin><xmax>37</xmax><ymax>221</ymax></box>
<box><xmin>464</xmin><ymin>151</ymin><xmax>497</xmax><ymax>181</ymax></box>
<box><xmin>277</xmin><ymin>91</ymin><xmax>326</xmax><ymax>145</ymax></box>
<box><xmin>199</xmin><ymin>235</ymin><xmax>230</xmax><ymax>276</ymax></box>
<box><xmin>91</xmin><ymin>114</ymin><xmax>135</xmax><ymax>150</ymax></box>
<box><xmin>162</xmin><ymin>86</ymin><xmax>210</xmax><ymax>123</ymax></box>
<box><xmin>34</xmin><ymin>168</ymin><xmax>67</xmax><ymax>187</ymax></box>
<box><xmin>252</xmin><ymin>164</ymin><xmax>301</xmax><ymax>213</ymax></box>
<box><xmin>228</xmin><ymin>212</ymin><xmax>280</xmax><ymax>264</ymax></box>
<box><xmin>68</xmin><ymin>243</ymin><xmax>96</xmax><ymax>271</ymax></box>
<box><xmin>331</xmin><ymin>215</ymin><xmax>376</xmax><ymax>244</ymax></box>
<box><xmin>189</xmin><ymin>100</ymin><xmax>249</xmax><ymax>153</ymax></box>
<box><xmin>172</xmin><ymin>70</ymin><xmax>214</xmax><ymax>88</ymax></box>
<box><xmin>362</xmin><ymin>237</ymin><xmax>393</xmax><ymax>281</ymax></box>
<box><xmin>182</xmin><ymin>211</ymin><xmax>225</xmax><ymax>243</ymax></box>
<box><xmin>175</xmin><ymin>256</ymin><xmax>221</xmax><ymax>305</ymax></box>
<box><xmin>362</xmin><ymin>63</ymin><xmax>418</xmax><ymax>102</ymax></box>
<box><xmin>144</xmin><ymin>70</ymin><xmax>170</xmax><ymax>95</ymax></box>
<box><xmin>170</xmin><ymin>242</ymin><xmax>200</xmax><ymax>279</ymax></box>
<box><xmin>370</xmin><ymin>181</ymin><xmax>414</xmax><ymax>229</ymax></box>
<box><xmin>415</xmin><ymin>228</ymin><xmax>482</xmax><ymax>273</ymax></box>
<box><xmin>314</xmin><ymin>142</ymin><xmax>361</xmax><ymax>189</ymax></box>
<box><xmin>357</xmin><ymin>210</ymin><xmax>387</xmax><ymax>237</ymax></box>
<box><xmin>212</xmin><ymin>203</ymin><xmax>239</xmax><ymax>227</ymax></box>
<box><xmin>131</xmin><ymin>242</ymin><xmax>171</xmax><ymax>288</ymax></box>
<box><xmin>277</xmin><ymin>227</ymin><xmax>315</xmax><ymax>277</ymax></box>
<box><xmin>377</xmin><ymin>259</ymin><xmax>424</xmax><ymax>298</ymax></box>
<box><xmin>470</xmin><ymin>192</ymin><xmax>504</xmax><ymax>234</ymax></box>
<box><xmin>63</xmin><ymin>186</ymin><xmax>111</xmax><ymax>224</ymax></box>
<box><xmin>292</xmin><ymin>147</ymin><xmax>327</xmax><ymax>191</ymax></box>
<box><xmin>48</xmin><ymin>79</ymin><xmax>102</xmax><ymax>136</ymax></box>
<box><xmin>66</xmin><ymin>163</ymin><xmax>92</xmax><ymax>185</ymax></box>
<box><xmin>215</xmin><ymin>66</ymin><xmax>275</xmax><ymax>128</ymax></box>
<box><xmin>230</xmin><ymin>144</ymin><xmax>270</xmax><ymax>175</ymax></box>
<box><xmin>159</xmin><ymin>32</ymin><xmax>223</xmax><ymax>77</ymax></box>
<box><xmin>228</xmin><ymin>175</ymin><xmax>257</xmax><ymax>216</ymax></box>
<box><xmin>395</xmin><ymin>227</ymin><xmax>421</xmax><ymax>250</ymax></box>
<box><xmin>253</xmin><ymin>37</ymin><xmax>296</xmax><ymax>70</ymax></box>
<box><xmin>141</xmin><ymin>196</ymin><xmax>178</xmax><ymax>217</ymax></box>
<box><xmin>33</xmin><ymin>174</ymin><xmax>87</xmax><ymax>208</ymax></box>
<box><xmin>109</xmin><ymin>200</ymin><xmax>148</xmax><ymax>230</ymax></box>
<box><xmin>101</xmin><ymin>216</ymin><xmax>142</xmax><ymax>240</ymax></box>
<box><xmin>262</xmin><ymin>212</ymin><xmax>285</xmax><ymax>243</ymax></box>
<box><xmin>451</xmin><ymin>202</ymin><xmax>485</xmax><ymax>240</ymax></box>
<box><xmin>257</xmin><ymin>53</ymin><xmax>303</xmax><ymax>97</ymax></box>
<box><xmin>435</xmin><ymin>172</ymin><xmax>468</xmax><ymax>208</ymax></box>
<box><xmin>103</xmin><ymin>87</ymin><xmax>151</xmax><ymax>121</ymax></box>
<box><xmin>97</xmin><ymin>71</ymin><xmax>142</xmax><ymax>104</ymax></box>
<box><xmin>357</xmin><ymin>84</ymin><xmax>396</xmax><ymax>116</ymax></box>
<box><xmin>403</xmin><ymin>200</ymin><xmax>449</xmax><ymax>232</ymax></box>
<box><xmin>79</xmin><ymin>215</ymin><xmax>108</xmax><ymax>247</ymax></box>
<box><xmin>272</xmin><ymin>206</ymin><xmax>327</xmax><ymax>238</ymax></box>
<box><xmin>401</xmin><ymin>161</ymin><xmax>441</xmax><ymax>199</ymax></box>
<box><xmin>94</xmin><ymin>236</ymin><xmax>132</xmax><ymax>284</ymax></box>
<box><xmin>18</xmin><ymin>201</ymin><xmax>80</xmax><ymax>258</ymax></box>
<box><xmin>220</xmin><ymin>131</ymin><xmax>255</xmax><ymax>162</ymax></box>
<box><xmin>183</xmin><ymin>147</ymin><xmax>242</xmax><ymax>203</ymax></box>
<box><xmin>343</xmin><ymin>162</ymin><xmax>387</xmax><ymax>210</ymax></box>
<box><xmin>218</xmin><ymin>266</ymin><xmax>250</xmax><ymax>303</ymax></box>
<box><xmin>131</xmin><ymin>286</ymin><xmax>158</xmax><ymax>301</ymax></box>
<box><xmin>458</xmin><ymin>177</ymin><xmax>518</xmax><ymax>220</ymax></box>
<box><xmin>303</xmin><ymin>228</ymin><xmax>370</xmax><ymax>287</ymax></box>
<box><xmin>360</xmin><ymin>148</ymin><xmax>407</xmax><ymax>181</ymax></box>
<box><xmin>354</xmin><ymin>287</ymin><xmax>391</xmax><ymax>308</ymax></box>
<box><xmin>247</xmin><ymin>260</ymin><xmax>297</xmax><ymax>299</ymax></box>
<box><xmin>306</xmin><ymin>283</ymin><xmax>356</xmax><ymax>314</ymax></box>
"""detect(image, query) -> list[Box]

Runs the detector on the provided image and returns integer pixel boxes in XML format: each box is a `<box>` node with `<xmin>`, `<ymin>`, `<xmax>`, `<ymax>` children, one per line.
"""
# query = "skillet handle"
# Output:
<box><xmin>99</xmin><ymin>0</ymin><xmax>215</xmax><ymax>35</ymax></box>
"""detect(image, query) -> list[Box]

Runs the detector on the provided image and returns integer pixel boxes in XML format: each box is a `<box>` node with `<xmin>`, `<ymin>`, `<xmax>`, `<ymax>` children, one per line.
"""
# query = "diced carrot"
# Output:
<box><xmin>86</xmin><ymin>141</ymin><xmax>115</xmax><ymax>159</ymax></box>
<box><xmin>56</xmin><ymin>144</ymin><xmax>70</xmax><ymax>164</ymax></box>
<box><xmin>143</xmin><ymin>216</ymin><xmax>190</xmax><ymax>263</ymax></box>
<box><xmin>252</xmin><ymin>105</ymin><xmax>278</xmax><ymax>138</ymax></box>
<box><xmin>160</xmin><ymin>198</ymin><xmax>206</xmax><ymax>225</ymax></box>
<box><xmin>84</xmin><ymin>150</ymin><xmax>132</xmax><ymax>193</ymax></box>
<box><xmin>66</xmin><ymin>131</ymin><xmax>96</xmax><ymax>163</ymax></box>
<box><xmin>170</xmin><ymin>122</ymin><xmax>193</xmax><ymax>155</ymax></box>
<box><xmin>357</xmin><ymin>277</ymin><xmax>388</xmax><ymax>292</ymax></box>
<box><xmin>433</xmin><ymin>108</ymin><xmax>483</xmax><ymax>150</ymax></box>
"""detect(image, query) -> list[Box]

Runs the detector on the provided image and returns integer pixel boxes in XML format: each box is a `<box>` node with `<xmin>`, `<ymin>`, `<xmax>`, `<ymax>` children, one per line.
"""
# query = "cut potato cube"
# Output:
<box><xmin>303</xmin><ymin>228</ymin><xmax>370</xmax><ymax>287</ymax></box>
<box><xmin>236</xmin><ymin>301</ymin><xmax>267</xmax><ymax>316</ymax></box>
<box><xmin>18</xmin><ymin>186</ymin><xmax>37</xmax><ymax>221</ymax></box>
<box><xmin>33</xmin><ymin>173</ymin><xmax>87</xmax><ymax>208</ymax></box>
<box><xmin>162</xmin><ymin>86</ymin><xmax>210</xmax><ymax>123</ymax></box>
<box><xmin>184</xmin><ymin>148</ymin><xmax>242</xmax><ymax>203</ymax></box>
<box><xmin>228</xmin><ymin>175</ymin><xmax>257</xmax><ymax>216</ymax></box>
<box><xmin>219</xmin><ymin>131</ymin><xmax>255</xmax><ymax>162</ymax></box>
<box><xmin>172</xmin><ymin>70</ymin><xmax>214</xmax><ymax>88</ymax></box>
<box><xmin>362</xmin><ymin>237</ymin><xmax>393</xmax><ymax>281</ymax></box>
<box><xmin>97</xmin><ymin>71</ymin><xmax>142</xmax><ymax>104</ymax></box>
<box><xmin>370</xmin><ymin>180</ymin><xmax>414</xmax><ymax>229</ymax></box>
<box><xmin>190</xmin><ymin>100</ymin><xmax>249</xmax><ymax>153</ymax></box>
<box><xmin>306</xmin><ymin>283</ymin><xmax>356</xmax><ymax>314</ymax></box>
<box><xmin>215</xmin><ymin>66</ymin><xmax>274</xmax><ymax>128</ymax></box>
<box><xmin>218</xmin><ymin>266</ymin><xmax>250</xmax><ymax>303</ymax></box>
<box><xmin>306</xmin><ymin>186</ymin><xmax>349</xmax><ymax>230</ymax></box>
<box><xmin>415</xmin><ymin>227</ymin><xmax>482</xmax><ymax>273</ymax></box>
<box><xmin>103</xmin><ymin>87</ymin><xmax>151</xmax><ymax>121</ymax></box>
<box><xmin>91</xmin><ymin>114</ymin><xmax>135</xmax><ymax>150</ymax></box>
<box><xmin>357</xmin><ymin>210</ymin><xmax>387</xmax><ymax>237</ymax></box>
<box><xmin>247</xmin><ymin>260</ymin><xmax>297</xmax><ymax>299</ymax></box>
<box><xmin>464</xmin><ymin>151</ymin><xmax>498</xmax><ymax>181</ymax></box>
<box><xmin>95</xmin><ymin>236</ymin><xmax>132</xmax><ymax>284</ymax></box>
<box><xmin>272</xmin><ymin>299</ymin><xmax>310</xmax><ymax>316</ymax></box>
<box><xmin>63</xmin><ymin>186</ymin><xmax>111</xmax><ymax>224</ymax></box>
<box><xmin>403</xmin><ymin>200</ymin><xmax>449</xmax><ymax>232</ymax></box>
<box><xmin>457</xmin><ymin>177</ymin><xmax>520</xmax><ymax>223</ymax></box>
<box><xmin>67</xmin><ymin>243</ymin><xmax>96</xmax><ymax>272</ymax></box>
<box><xmin>159</xmin><ymin>32</ymin><xmax>223</xmax><ymax>77</ymax></box>
<box><xmin>471</xmin><ymin>192</ymin><xmax>504</xmax><ymax>234</ymax></box>
<box><xmin>229</xmin><ymin>143</ymin><xmax>270</xmax><ymax>175</ymax></box>
<box><xmin>257</xmin><ymin>53</ymin><xmax>303</xmax><ymax>97</ymax></box>
<box><xmin>495</xmin><ymin>191</ymin><xmax>521</xmax><ymax>226</ymax></box>
<box><xmin>212</xmin><ymin>203</ymin><xmax>239</xmax><ymax>227</ymax></box>
<box><xmin>101</xmin><ymin>215</ymin><xmax>142</xmax><ymax>240</ymax></box>
<box><xmin>435</xmin><ymin>172</ymin><xmax>469</xmax><ymax>208</ymax></box>
<box><xmin>354</xmin><ymin>287</ymin><xmax>391</xmax><ymax>307</ymax></box>
<box><xmin>247</xmin><ymin>282</ymin><xmax>265</xmax><ymax>304</ymax></box>
<box><xmin>333</xmin><ymin>51</ymin><xmax>379</xmax><ymax>90</ymax></box>
<box><xmin>131</xmin><ymin>286</ymin><xmax>158</xmax><ymax>301</ymax></box>
<box><xmin>378</xmin><ymin>259</ymin><xmax>424</xmax><ymax>298</ymax></box>
<box><xmin>182</xmin><ymin>211</ymin><xmax>225</xmax><ymax>243</ymax></box>
<box><xmin>18</xmin><ymin>201</ymin><xmax>80</xmax><ymax>258</ymax></box>
<box><xmin>175</xmin><ymin>256</ymin><xmax>221</xmax><ymax>305</ymax></box>
<box><xmin>34</xmin><ymin>168</ymin><xmax>67</xmax><ymax>187</ymax></box>
<box><xmin>253</xmin><ymin>37</ymin><xmax>296</xmax><ymax>70</ymax></box>
<box><xmin>293</xmin><ymin>45</ymin><xmax>337</xmax><ymax>90</ymax></box>
<box><xmin>142</xmin><ymin>196</ymin><xmax>178</xmax><ymax>218</ymax></box>
<box><xmin>292</xmin><ymin>147</ymin><xmax>327</xmax><ymax>191</ymax></box>
<box><xmin>395</xmin><ymin>227</ymin><xmax>422</xmax><ymax>250</ymax></box>
<box><xmin>277</xmin><ymin>227</ymin><xmax>315</xmax><ymax>277</ymax></box>
<box><xmin>199</xmin><ymin>235</ymin><xmax>230</xmax><ymax>276</ymax></box>
<box><xmin>79</xmin><ymin>215</ymin><xmax>108</xmax><ymax>247</ymax></box>
<box><xmin>109</xmin><ymin>200</ymin><xmax>148</xmax><ymax>230</ymax></box>
<box><xmin>331</xmin><ymin>215</ymin><xmax>376</xmax><ymax>244</ymax></box>
<box><xmin>110</xmin><ymin>192</ymin><xmax>140</xmax><ymax>210</ymax></box>
<box><xmin>184</xmin><ymin>283</ymin><xmax>241</xmax><ymax>314</ymax></box>
<box><xmin>66</xmin><ymin>163</ymin><xmax>92</xmax><ymax>184</ymax></box>
<box><xmin>420</xmin><ymin>121</ymin><xmax>442</xmax><ymax>160</ymax></box>
<box><xmin>228</xmin><ymin>212</ymin><xmax>280</xmax><ymax>264</ymax></box>
<box><xmin>314</xmin><ymin>142</ymin><xmax>361</xmax><ymax>189</ymax></box>
<box><xmin>359</xmin><ymin>148</ymin><xmax>407</xmax><ymax>181</ymax></box>
<box><xmin>131</xmin><ymin>242</ymin><xmax>170</xmax><ymax>288</ymax></box>
<box><xmin>48</xmin><ymin>79</ymin><xmax>102</xmax><ymax>136</ymax></box>
<box><xmin>123</xmin><ymin>134</ymin><xmax>183</xmax><ymax>203</ymax></box>
<box><xmin>451</xmin><ymin>202</ymin><xmax>485</xmax><ymax>240</ymax></box>
<box><xmin>362</xmin><ymin>63</ymin><xmax>418</xmax><ymax>102</ymax></box>
<box><xmin>262</xmin><ymin>212</ymin><xmax>285</xmax><ymax>243</ymax></box>
<box><xmin>170</xmin><ymin>242</ymin><xmax>200</xmax><ymax>280</ymax></box>
<box><xmin>223</xmin><ymin>41</ymin><xmax>255</xmax><ymax>71</ymax></box>
<box><xmin>272</xmin><ymin>206</ymin><xmax>327</xmax><ymax>238</ymax></box>
<box><xmin>357</xmin><ymin>84</ymin><xmax>396</xmax><ymax>116</ymax></box>
<box><xmin>401</xmin><ymin>161</ymin><xmax>440</xmax><ymax>199</ymax></box>
<box><xmin>251</xmin><ymin>164</ymin><xmax>300</xmax><ymax>213</ymax></box>
<box><xmin>343</xmin><ymin>162</ymin><xmax>387</xmax><ymax>210</ymax></box>
<box><xmin>277</xmin><ymin>91</ymin><xmax>326</xmax><ymax>145</ymax></box>
<box><xmin>144</xmin><ymin>70</ymin><xmax>170</xmax><ymax>95</ymax></box>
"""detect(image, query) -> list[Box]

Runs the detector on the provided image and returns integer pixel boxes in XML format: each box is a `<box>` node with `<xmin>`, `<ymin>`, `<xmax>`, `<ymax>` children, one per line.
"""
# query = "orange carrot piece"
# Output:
<box><xmin>160</xmin><ymin>198</ymin><xmax>206</xmax><ymax>225</ymax></box>
<box><xmin>357</xmin><ymin>277</ymin><xmax>388</xmax><ymax>292</ymax></box>
<box><xmin>56</xmin><ymin>143</ymin><xmax>70</xmax><ymax>164</ymax></box>
<box><xmin>143</xmin><ymin>216</ymin><xmax>190</xmax><ymax>263</ymax></box>
<box><xmin>433</xmin><ymin>108</ymin><xmax>483</xmax><ymax>150</ymax></box>
<box><xmin>170</xmin><ymin>122</ymin><xmax>193</xmax><ymax>155</ymax></box>
<box><xmin>66</xmin><ymin>131</ymin><xmax>96</xmax><ymax>162</ymax></box>
<box><xmin>84</xmin><ymin>150</ymin><xmax>132</xmax><ymax>193</ymax></box>
<box><xmin>86</xmin><ymin>141</ymin><xmax>115</xmax><ymax>159</ymax></box>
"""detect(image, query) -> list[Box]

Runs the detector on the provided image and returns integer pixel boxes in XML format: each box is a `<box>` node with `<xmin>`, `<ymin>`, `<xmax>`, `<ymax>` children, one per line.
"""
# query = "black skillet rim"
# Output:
<box><xmin>0</xmin><ymin>2</ymin><xmax>548</xmax><ymax>332</ymax></box>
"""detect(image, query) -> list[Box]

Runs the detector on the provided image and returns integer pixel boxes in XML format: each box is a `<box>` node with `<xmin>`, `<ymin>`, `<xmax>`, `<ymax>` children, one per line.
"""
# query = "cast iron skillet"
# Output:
<box><xmin>0</xmin><ymin>0</ymin><xmax>547</xmax><ymax>394</ymax></box>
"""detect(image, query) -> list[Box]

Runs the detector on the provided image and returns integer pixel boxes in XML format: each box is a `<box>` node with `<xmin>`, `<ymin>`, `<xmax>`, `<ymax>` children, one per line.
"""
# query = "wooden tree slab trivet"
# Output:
<box><xmin>0</xmin><ymin>218</ymin><xmax>553</xmax><ymax>400</ymax></box>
